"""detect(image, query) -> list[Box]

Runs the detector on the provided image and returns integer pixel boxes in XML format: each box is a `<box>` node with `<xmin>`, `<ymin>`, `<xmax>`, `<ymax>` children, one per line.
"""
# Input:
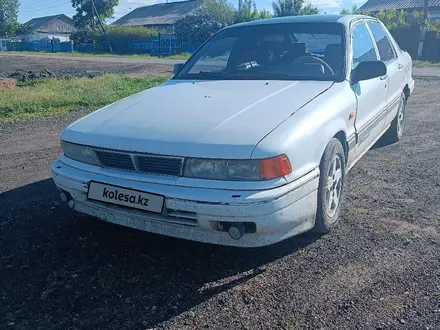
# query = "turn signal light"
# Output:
<box><xmin>259</xmin><ymin>154</ymin><xmax>292</xmax><ymax>180</ymax></box>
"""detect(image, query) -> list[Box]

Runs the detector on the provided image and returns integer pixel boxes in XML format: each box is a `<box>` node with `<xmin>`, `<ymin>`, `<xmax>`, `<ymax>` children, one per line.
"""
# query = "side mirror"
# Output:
<box><xmin>351</xmin><ymin>60</ymin><xmax>387</xmax><ymax>84</ymax></box>
<box><xmin>173</xmin><ymin>63</ymin><xmax>184</xmax><ymax>75</ymax></box>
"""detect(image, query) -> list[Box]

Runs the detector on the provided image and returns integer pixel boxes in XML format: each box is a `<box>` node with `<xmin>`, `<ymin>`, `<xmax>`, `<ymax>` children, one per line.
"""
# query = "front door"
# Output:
<box><xmin>350</xmin><ymin>22</ymin><xmax>388</xmax><ymax>153</ymax></box>
<box><xmin>367</xmin><ymin>20</ymin><xmax>404</xmax><ymax>125</ymax></box>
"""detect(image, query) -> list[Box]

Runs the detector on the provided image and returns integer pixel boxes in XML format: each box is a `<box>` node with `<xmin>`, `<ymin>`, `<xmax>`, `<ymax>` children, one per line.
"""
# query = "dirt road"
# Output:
<box><xmin>0</xmin><ymin>53</ymin><xmax>181</xmax><ymax>78</ymax></box>
<box><xmin>0</xmin><ymin>70</ymin><xmax>440</xmax><ymax>329</ymax></box>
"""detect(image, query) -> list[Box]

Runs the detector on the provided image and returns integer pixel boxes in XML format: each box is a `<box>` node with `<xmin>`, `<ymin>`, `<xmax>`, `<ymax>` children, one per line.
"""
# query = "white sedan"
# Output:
<box><xmin>52</xmin><ymin>15</ymin><xmax>415</xmax><ymax>247</ymax></box>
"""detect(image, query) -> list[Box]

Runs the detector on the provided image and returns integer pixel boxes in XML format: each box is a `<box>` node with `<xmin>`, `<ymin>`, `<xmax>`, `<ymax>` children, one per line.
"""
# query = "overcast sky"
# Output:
<box><xmin>19</xmin><ymin>0</ymin><xmax>367</xmax><ymax>23</ymax></box>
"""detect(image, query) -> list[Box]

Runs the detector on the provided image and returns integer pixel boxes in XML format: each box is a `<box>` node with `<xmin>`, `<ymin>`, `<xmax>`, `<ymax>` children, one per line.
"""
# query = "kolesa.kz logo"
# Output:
<box><xmin>102</xmin><ymin>187</ymin><xmax>149</xmax><ymax>206</ymax></box>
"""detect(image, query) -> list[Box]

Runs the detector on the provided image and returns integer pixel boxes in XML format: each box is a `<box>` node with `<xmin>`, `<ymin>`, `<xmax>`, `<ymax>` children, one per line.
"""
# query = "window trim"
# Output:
<box><xmin>349</xmin><ymin>20</ymin><xmax>380</xmax><ymax>70</ymax></box>
<box><xmin>365</xmin><ymin>19</ymin><xmax>398</xmax><ymax>64</ymax></box>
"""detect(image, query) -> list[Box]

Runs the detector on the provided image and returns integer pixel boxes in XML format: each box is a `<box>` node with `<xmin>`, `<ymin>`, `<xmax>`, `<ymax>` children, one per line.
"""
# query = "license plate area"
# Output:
<box><xmin>87</xmin><ymin>181</ymin><xmax>165</xmax><ymax>214</ymax></box>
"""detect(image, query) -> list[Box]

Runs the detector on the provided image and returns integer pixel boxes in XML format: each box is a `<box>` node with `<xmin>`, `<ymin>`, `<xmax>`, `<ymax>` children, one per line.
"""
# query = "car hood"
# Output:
<box><xmin>62</xmin><ymin>79</ymin><xmax>333</xmax><ymax>159</ymax></box>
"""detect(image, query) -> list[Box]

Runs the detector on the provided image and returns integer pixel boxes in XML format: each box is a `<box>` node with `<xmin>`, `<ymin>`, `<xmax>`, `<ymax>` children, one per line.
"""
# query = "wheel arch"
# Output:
<box><xmin>403</xmin><ymin>84</ymin><xmax>410</xmax><ymax>100</ymax></box>
<box><xmin>333</xmin><ymin>130</ymin><xmax>348</xmax><ymax>162</ymax></box>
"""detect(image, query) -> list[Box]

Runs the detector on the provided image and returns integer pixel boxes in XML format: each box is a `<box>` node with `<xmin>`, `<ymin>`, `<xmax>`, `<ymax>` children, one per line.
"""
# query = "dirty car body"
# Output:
<box><xmin>52</xmin><ymin>15</ymin><xmax>415</xmax><ymax>247</ymax></box>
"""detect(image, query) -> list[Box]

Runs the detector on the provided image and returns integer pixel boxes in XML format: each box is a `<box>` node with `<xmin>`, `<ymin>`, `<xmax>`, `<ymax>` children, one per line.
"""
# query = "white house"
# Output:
<box><xmin>19</xmin><ymin>14</ymin><xmax>77</xmax><ymax>42</ymax></box>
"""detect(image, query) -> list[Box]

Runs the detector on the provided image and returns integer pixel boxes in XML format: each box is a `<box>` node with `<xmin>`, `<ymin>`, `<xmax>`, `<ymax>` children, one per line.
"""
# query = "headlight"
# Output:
<box><xmin>61</xmin><ymin>141</ymin><xmax>100</xmax><ymax>166</ymax></box>
<box><xmin>184</xmin><ymin>155</ymin><xmax>291</xmax><ymax>181</ymax></box>
<box><xmin>184</xmin><ymin>158</ymin><xmax>260</xmax><ymax>181</ymax></box>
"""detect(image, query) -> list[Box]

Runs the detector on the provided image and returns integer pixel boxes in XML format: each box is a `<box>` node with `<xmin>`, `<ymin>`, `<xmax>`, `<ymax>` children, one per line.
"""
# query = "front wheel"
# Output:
<box><xmin>313</xmin><ymin>138</ymin><xmax>346</xmax><ymax>233</ymax></box>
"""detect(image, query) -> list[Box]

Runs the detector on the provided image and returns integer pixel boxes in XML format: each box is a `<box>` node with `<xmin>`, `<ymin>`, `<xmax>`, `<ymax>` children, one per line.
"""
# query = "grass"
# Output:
<box><xmin>413</xmin><ymin>60</ymin><xmax>440</xmax><ymax>68</ymax></box>
<box><xmin>3</xmin><ymin>51</ymin><xmax>192</xmax><ymax>61</ymax></box>
<box><xmin>0</xmin><ymin>74</ymin><xmax>168</xmax><ymax>121</ymax></box>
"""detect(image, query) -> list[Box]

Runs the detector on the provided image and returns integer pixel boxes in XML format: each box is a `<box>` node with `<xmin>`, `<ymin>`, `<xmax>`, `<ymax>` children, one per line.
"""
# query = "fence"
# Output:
<box><xmin>3</xmin><ymin>31</ymin><xmax>440</xmax><ymax>60</ymax></box>
<box><xmin>6</xmin><ymin>39</ymin><xmax>74</xmax><ymax>52</ymax></box>
<box><xmin>5</xmin><ymin>34</ymin><xmax>200</xmax><ymax>57</ymax></box>
<box><xmin>390</xmin><ymin>28</ymin><xmax>439</xmax><ymax>61</ymax></box>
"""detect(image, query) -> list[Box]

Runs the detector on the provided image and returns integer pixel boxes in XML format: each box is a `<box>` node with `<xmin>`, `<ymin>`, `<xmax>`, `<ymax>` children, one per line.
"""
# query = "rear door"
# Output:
<box><xmin>350</xmin><ymin>21</ymin><xmax>388</xmax><ymax>152</ymax></box>
<box><xmin>366</xmin><ymin>20</ymin><xmax>404</xmax><ymax>125</ymax></box>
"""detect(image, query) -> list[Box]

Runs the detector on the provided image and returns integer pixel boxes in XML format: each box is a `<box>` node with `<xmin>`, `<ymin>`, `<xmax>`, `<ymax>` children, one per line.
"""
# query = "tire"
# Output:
<box><xmin>380</xmin><ymin>92</ymin><xmax>407</xmax><ymax>145</ymax></box>
<box><xmin>313</xmin><ymin>138</ymin><xmax>346</xmax><ymax>233</ymax></box>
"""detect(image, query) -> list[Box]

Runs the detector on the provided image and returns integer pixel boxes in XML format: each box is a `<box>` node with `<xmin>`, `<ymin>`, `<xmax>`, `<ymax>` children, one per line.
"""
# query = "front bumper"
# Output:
<box><xmin>51</xmin><ymin>159</ymin><xmax>319</xmax><ymax>247</ymax></box>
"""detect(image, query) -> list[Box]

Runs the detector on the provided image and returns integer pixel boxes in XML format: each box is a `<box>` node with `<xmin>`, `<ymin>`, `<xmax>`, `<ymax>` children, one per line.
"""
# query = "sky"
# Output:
<box><xmin>18</xmin><ymin>0</ymin><xmax>367</xmax><ymax>23</ymax></box>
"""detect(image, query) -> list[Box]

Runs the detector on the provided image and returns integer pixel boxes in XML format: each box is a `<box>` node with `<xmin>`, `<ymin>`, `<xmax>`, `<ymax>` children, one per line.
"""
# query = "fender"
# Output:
<box><xmin>252</xmin><ymin>81</ymin><xmax>357</xmax><ymax>183</ymax></box>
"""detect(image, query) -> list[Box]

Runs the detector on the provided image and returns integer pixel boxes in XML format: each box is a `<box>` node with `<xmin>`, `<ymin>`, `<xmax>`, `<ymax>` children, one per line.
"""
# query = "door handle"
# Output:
<box><xmin>398</xmin><ymin>64</ymin><xmax>403</xmax><ymax>70</ymax></box>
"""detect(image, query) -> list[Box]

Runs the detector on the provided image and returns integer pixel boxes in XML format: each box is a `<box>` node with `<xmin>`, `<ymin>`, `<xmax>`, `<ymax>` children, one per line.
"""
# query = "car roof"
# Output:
<box><xmin>226</xmin><ymin>14</ymin><xmax>373</xmax><ymax>29</ymax></box>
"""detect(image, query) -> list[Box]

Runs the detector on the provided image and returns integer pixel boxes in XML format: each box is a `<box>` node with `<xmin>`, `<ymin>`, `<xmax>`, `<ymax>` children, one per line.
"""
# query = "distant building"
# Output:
<box><xmin>111</xmin><ymin>0</ymin><xmax>200</xmax><ymax>32</ymax></box>
<box><xmin>359</xmin><ymin>0</ymin><xmax>440</xmax><ymax>19</ymax></box>
<box><xmin>19</xmin><ymin>14</ymin><xmax>77</xmax><ymax>42</ymax></box>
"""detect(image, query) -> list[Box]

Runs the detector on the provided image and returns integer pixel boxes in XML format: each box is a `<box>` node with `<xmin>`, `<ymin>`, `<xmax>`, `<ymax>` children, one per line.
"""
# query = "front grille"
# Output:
<box><xmin>95</xmin><ymin>150</ymin><xmax>135</xmax><ymax>171</ymax></box>
<box><xmin>136</xmin><ymin>155</ymin><xmax>183</xmax><ymax>176</ymax></box>
<box><xmin>94</xmin><ymin>149</ymin><xmax>184</xmax><ymax>177</ymax></box>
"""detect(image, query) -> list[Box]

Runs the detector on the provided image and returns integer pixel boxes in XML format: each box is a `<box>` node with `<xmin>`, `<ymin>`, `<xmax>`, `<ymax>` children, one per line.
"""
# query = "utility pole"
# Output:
<box><xmin>424</xmin><ymin>0</ymin><xmax>429</xmax><ymax>18</ymax></box>
<box><xmin>417</xmin><ymin>0</ymin><xmax>429</xmax><ymax>59</ymax></box>
<box><xmin>91</xmin><ymin>0</ymin><xmax>113</xmax><ymax>53</ymax></box>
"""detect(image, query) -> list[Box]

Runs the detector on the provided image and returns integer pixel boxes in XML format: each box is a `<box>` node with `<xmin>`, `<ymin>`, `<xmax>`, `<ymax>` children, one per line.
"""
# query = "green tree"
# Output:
<box><xmin>235</xmin><ymin>0</ymin><xmax>259</xmax><ymax>23</ymax></box>
<box><xmin>174</xmin><ymin>12</ymin><xmax>227</xmax><ymax>43</ymax></box>
<box><xmin>371</xmin><ymin>9</ymin><xmax>408</xmax><ymax>29</ymax></box>
<box><xmin>71</xmin><ymin>0</ymin><xmax>119</xmax><ymax>29</ymax></box>
<box><xmin>340</xmin><ymin>4</ymin><xmax>358</xmax><ymax>15</ymax></box>
<box><xmin>300</xmin><ymin>3</ymin><xmax>320</xmax><ymax>14</ymax></box>
<box><xmin>272</xmin><ymin>0</ymin><xmax>319</xmax><ymax>17</ymax></box>
<box><xmin>259</xmin><ymin>9</ymin><xmax>273</xmax><ymax>19</ymax></box>
<box><xmin>356</xmin><ymin>9</ymin><xmax>440</xmax><ymax>31</ymax></box>
<box><xmin>0</xmin><ymin>0</ymin><xmax>20</xmax><ymax>37</ymax></box>
<box><xmin>174</xmin><ymin>0</ymin><xmax>235</xmax><ymax>43</ymax></box>
<box><xmin>201</xmin><ymin>0</ymin><xmax>235</xmax><ymax>25</ymax></box>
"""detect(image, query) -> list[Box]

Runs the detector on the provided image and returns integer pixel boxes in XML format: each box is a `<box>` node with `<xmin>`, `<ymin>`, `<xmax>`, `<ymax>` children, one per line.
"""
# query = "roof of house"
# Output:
<box><xmin>24</xmin><ymin>14</ymin><xmax>76</xmax><ymax>33</ymax></box>
<box><xmin>111</xmin><ymin>0</ymin><xmax>199</xmax><ymax>27</ymax></box>
<box><xmin>359</xmin><ymin>0</ymin><xmax>440</xmax><ymax>12</ymax></box>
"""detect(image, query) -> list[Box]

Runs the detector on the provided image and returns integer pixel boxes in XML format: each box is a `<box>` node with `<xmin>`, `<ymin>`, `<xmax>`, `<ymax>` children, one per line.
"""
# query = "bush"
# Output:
<box><xmin>359</xmin><ymin>9</ymin><xmax>440</xmax><ymax>32</ymax></box>
<box><xmin>70</xmin><ymin>30</ymin><xmax>94</xmax><ymax>43</ymax></box>
<box><xmin>70</xmin><ymin>26</ymin><xmax>167</xmax><ymax>44</ymax></box>
<box><xmin>175</xmin><ymin>11</ymin><xmax>227</xmax><ymax>44</ymax></box>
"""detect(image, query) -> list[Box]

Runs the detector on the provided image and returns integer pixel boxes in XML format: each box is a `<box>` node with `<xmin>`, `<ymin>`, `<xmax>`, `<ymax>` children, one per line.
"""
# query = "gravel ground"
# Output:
<box><xmin>0</xmin><ymin>65</ymin><xmax>440</xmax><ymax>329</ymax></box>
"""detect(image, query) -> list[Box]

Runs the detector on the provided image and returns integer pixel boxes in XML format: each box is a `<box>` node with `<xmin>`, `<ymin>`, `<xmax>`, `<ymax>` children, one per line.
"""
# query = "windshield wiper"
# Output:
<box><xmin>223</xmin><ymin>72</ymin><xmax>299</xmax><ymax>80</ymax></box>
<box><xmin>198</xmin><ymin>70</ymin><xmax>227</xmax><ymax>77</ymax></box>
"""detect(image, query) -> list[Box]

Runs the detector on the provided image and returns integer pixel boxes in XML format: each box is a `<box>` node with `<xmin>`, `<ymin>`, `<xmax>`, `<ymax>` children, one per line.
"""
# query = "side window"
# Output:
<box><xmin>351</xmin><ymin>22</ymin><xmax>378</xmax><ymax>69</ymax></box>
<box><xmin>367</xmin><ymin>21</ymin><xmax>396</xmax><ymax>62</ymax></box>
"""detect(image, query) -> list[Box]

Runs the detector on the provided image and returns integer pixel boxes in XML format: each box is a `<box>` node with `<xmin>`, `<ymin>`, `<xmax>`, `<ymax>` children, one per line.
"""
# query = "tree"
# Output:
<box><xmin>71</xmin><ymin>0</ymin><xmax>119</xmax><ymax>29</ymax></box>
<box><xmin>175</xmin><ymin>12</ymin><xmax>227</xmax><ymax>43</ymax></box>
<box><xmin>272</xmin><ymin>0</ymin><xmax>319</xmax><ymax>17</ymax></box>
<box><xmin>340</xmin><ymin>4</ymin><xmax>358</xmax><ymax>15</ymax></box>
<box><xmin>300</xmin><ymin>3</ymin><xmax>320</xmax><ymax>15</ymax></box>
<box><xmin>0</xmin><ymin>0</ymin><xmax>20</xmax><ymax>37</ymax></box>
<box><xmin>174</xmin><ymin>0</ymin><xmax>235</xmax><ymax>43</ymax></box>
<box><xmin>259</xmin><ymin>9</ymin><xmax>273</xmax><ymax>19</ymax></box>
<box><xmin>234</xmin><ymin>0</ymin><xmax>259</xmax><ymax>23</ymax></box>
<box><xmin>353</xmin><ymin>9</ymin><xmax>440</xmax><ymax>31</ymax></box>
<box><xmin>201</xmin><ymin>0</ymin><xmax>235</xmax><ymax>25</ymax></box>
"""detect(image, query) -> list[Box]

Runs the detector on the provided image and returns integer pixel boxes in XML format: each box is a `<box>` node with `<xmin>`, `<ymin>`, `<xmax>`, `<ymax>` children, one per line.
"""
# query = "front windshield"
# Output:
<box><xmin>175</xmin><ymin>22</ymin><xmax>345</xmax><ymax>81</ymax></box>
